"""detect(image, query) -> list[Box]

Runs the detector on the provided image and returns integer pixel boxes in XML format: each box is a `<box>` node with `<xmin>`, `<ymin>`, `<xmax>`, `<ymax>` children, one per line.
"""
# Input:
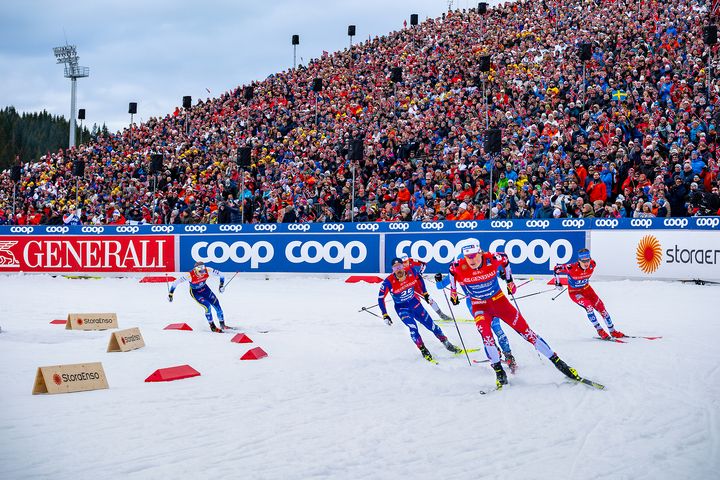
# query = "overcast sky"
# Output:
<box><xmin>0</xmin><ymin>0</ymin><xmax>498</xmax><ymax>136</ymax></box>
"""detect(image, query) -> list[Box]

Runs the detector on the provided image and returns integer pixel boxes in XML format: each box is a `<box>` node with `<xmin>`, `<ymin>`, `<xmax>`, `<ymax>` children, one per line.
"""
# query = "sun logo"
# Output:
<box><xmin>636</xmin><ymin>235</ymin><xmax>662</xmax><ymax>274</ymax></box>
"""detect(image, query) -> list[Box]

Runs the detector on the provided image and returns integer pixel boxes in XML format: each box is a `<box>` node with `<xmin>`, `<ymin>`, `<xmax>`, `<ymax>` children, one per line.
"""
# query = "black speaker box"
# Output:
<box><xmin>73</xmin><ymin>160</ymin><xmax>86</xmax><ymax>177</ymax></box>
<box><xmin>78</xmin><ymin>109</ymin><xmax>85</xmax><ymax>120</ymax></box>
<box><xmin>479</xmin><ymin>55</ymin><xmax>491</xmax><ymax>72</ymax></box>
<box><xmin>183</xmin><ymin>96</ymin><xmax>192</xmax><ymax>109</ymax></box>
<box><xmin>391</xmin><ymin>67</ymin><xmax>403</xmax><ymax>83</ymax></box>
<box><xmin>150</xmin><ymin>154</ymin><xmax>163</xmax><ymax>174</ymax></box>
<box><xmin>410</xmin><ymin>14</ymin><xmax>419</xmax><ymax>26</ymax></box>
<box><xmin>485</xmin><ymin>129</ymin><xmax>502</xmax><ymax>154</ymax></box>
<box><xmin>244</xmin><ymin>86</ymin><xmax>254</xmax><ymax>100</ymax></box>
<box><xmin>128</xmin><ymin>102</ymin><xmax>137</xmax><ymax>114</ymax></box>
<box><xmin>11</xmin><ymin>165</ymin><xmax>21</xmax><ymax>182</ymax></box>
<box><xmin>578</xmin><ymin>43</ymin><xmax>592</xmax><ymax>62</ymax></box>
<box><xmin>348</xmin><ymin>25</ymin><xmax>356</xmax><ymax>36</ymax></box>
<box><xmin>312</xmin><ymin>78</ymin><xmax>323</xmax><ymax>92</ymax></box>
<box><xmin>478</xmin><ymin>3</ymin><xmax>488</xmax><ymax>15</ymax></box>
<box><xmin>237</xmin><ymin>147</ymin><xmax>252</xmax><ymax>167</ymax></box>
<box><xmin>292</xmin><ymin>34</ymin><xmax>300</xmax><ymax>45</ymax></box>
<box><xmin>704</xmin><ymin>25</ymin><xmax>717</xmax><ymax>45</ymax></box>
<box><xmin>350</xmin><ymin>139</ymin><xmax>364</xmax><ymax>160</ymax></box>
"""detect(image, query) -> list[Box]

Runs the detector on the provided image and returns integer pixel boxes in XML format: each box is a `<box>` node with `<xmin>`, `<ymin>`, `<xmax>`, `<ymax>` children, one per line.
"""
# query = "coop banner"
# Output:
<box><xmin>0</xmin><ymin>235</ymin><xmax>174</xmax><ymax>273</ymax></box>
<box><xmin>384</xmin><ymin>231</ymin><xmax>586</xmax><ymax>275</ymax></box>
<box><xmin>591</xmin><ymin>231</ymin><xmax>720</xmax><ymax>281</ymax></box>
<box><xmin>179</xmin><ymin>234</ymin><xmax>381</xmax><ymax>273</ymax></box>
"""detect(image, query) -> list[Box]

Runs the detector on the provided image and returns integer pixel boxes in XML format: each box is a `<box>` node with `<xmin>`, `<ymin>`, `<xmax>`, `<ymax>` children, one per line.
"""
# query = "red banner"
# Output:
<box><xmin>0</xmin><ymin>236</ymin><xmax>175</xmax><ymax>273</ymax></box>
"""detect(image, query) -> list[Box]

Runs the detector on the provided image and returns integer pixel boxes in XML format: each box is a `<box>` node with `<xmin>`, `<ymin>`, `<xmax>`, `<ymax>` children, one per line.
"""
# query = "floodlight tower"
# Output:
<box><xmin>53</xmin><ymin>44</ymin><xmax>89</xmax><ymax>148</ymax></box>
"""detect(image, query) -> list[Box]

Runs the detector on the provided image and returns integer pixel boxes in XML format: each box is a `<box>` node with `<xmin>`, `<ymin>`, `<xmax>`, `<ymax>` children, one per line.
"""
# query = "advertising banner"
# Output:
<box><xmin>179</xmin><ymin>234</ymin><xmax>381</xmax><ymax>273</ymax></box>
<box><xmin>0</xmin><ymin>235</ymin><xmax>174</xmax><ymax>273</ymax></box>
<box><xmin>385</xmin><ymin>231</ymin><xmax>585</xmax><ymax>275</ymax></box>
<box><xmin>591</xmin><ymin>231</ymin><xmax>720</xmax><ymax>281</ymax></box>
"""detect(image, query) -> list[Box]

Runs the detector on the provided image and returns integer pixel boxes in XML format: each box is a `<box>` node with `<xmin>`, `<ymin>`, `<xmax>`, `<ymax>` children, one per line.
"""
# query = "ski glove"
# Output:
<box><xmin>450</xmin><ymin>290</ymin><xmax>460</xmax><ymax>305</ymax></box>
<box><xmin>219</xmin><ymin>283</ymin><xmax>225</xmax><ymax>293</ymax></box>
<box><xmin>554</xmin><ymin>278</ymin><xmax>564</xmax><ymax>289</ymax></box>
<box><xmin>507</xmin><ymin>281</ymin><xmax>517</xmax><ymax>295</ymax></box>
<box><xmin>168</xmin><ymin>292</ymin><xmax>174</xmax><ymax>303</ymax></box>
<box><xmin>434</xmin><ymin>273</ymin><xmax>443</xmax><ymax>282</ymax></box>
<box><xmin>382</xmin><ymin>314</ymin><xmax>392</xmax><ymax>326</ymax></box>
<box><xmin>422</xmin><ymin>292</ymin><xmax>431</xmax><ymax>303</ymax></box>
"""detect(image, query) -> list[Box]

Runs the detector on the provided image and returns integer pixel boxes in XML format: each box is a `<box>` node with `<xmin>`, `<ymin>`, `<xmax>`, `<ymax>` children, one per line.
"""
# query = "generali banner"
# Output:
<box><xmin>0</xmin><ymin>235</ymin><xmax>174</xmax><ymax>273</ymax></box>
<box><xmin>591</xmin><ymin>231</ymin><xmax>720</xmax><ymax>281</ymax></box>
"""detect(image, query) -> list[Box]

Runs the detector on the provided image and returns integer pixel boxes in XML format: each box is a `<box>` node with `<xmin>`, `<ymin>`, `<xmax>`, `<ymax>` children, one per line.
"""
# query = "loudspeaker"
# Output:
<box><xmin>312</xmin><ymin>78</ymin><xmax>323</xmax><ymax>92</ymax></box>
<box><xmin>348</xmin><ymin>25</ymin><xmax>356</xmax><ymax>36</ymax></box>
<box><xmin>479</xmin><ymin>55</ymin><xmax>491</xmax><ymax>72</ymax></box>
<box><xmin>78</xmin><ymin>109</ymin><xmax>85</xmax><ymax>120</ymax></box>
<box><xmin>73</xmin><ymin>160</ymin><xmax>85</xmax><ymax>177</ymax></box>
<box><xmin>10</xmin><ymin>165</ymin><xmax>21</xmax><ymax>182</ymax></box>
<box><xmin>578</xmin><ymin>43</ymin><xmax>592</xmax><ymax>62</ymax></box>
<box><xmin>292</xmin><ymin>34</ymin><xmax>300</xmax><ymax>45</ymax></box>
<box><xmin>244</xmin><ymin>86</ymin><xmax>254</xmax><ymax>100</ymax></box>
<box><xmin>485</xmin><ymin>129</ymin><xmax>502</xmax><ymax>154</ymax></box>
<box><xmin>128</xmin><ymin>102</ymin><xmax>137</xmax><ymax>114</ymax></box>
<box><xmin>704</xmin><ymin>25</ymin><xmax>718</xmax><ymax>45</ymax></box>
<box><xmin>183</xmin><ymin>96</ymin><xmax>192</xmax><ymax>109</ymax></box>
<box><xmin>391</xmin><ymin>67</ymin><xmax>402</xmax><ymax>83</ymax></box>
<box><xmin>478</xmin><ymin>2</ymin><xmax>488</xmax><ymax>14</ymax></box>
<box><xmin>350</xmin><ymin>139</ymin><xmax>364</xmax><ymax>161</ymax></box>
<box><xmin>410</xmin><ymin>14</ymin><xmax>419</xmax><ymax>26</ymax></box>
<box><xmin>237</xmin><ymin>147</ymin><xmax>252</xmax><ymax>168</ymax></box>
<box><xmin>150</xmin><ymin>154</ymin><xmax>163</xmax><ymax>174</ymax></box>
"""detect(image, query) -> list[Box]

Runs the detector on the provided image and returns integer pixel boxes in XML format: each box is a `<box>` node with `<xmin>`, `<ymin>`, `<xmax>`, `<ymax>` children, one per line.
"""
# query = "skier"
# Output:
<box><xmin>449</xmin><ymin>241</ymin><xmax>581</xmax><ymax>388</ymax></box>
<box><xmin>168</xmin><ymin>261</ymin><xmax>228</xmax><ymax>333</ymax></box>
<box><xmin>400</xmin><ymin>253</ymin><xmax>452</xmax><ymax>320</ymax></box>
<box><xmin>553</xmin><ymin>248</ymin><xmax>624</xmax><ymax>340</ymax></box>
<box><xmin>379</xmin><ymin>257</ymin><xmax>461</xmax><ymax>362</ymax></box>
<box><xmin>435</xmin><ymin>258</ymin><xmax>517</xmax><ymax>372</ymax></box>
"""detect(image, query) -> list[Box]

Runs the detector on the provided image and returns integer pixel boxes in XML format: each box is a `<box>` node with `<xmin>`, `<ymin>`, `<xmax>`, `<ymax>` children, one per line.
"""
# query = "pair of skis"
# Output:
<box><xmin>479</xmin><ymin>375</ymin><xmax>606</xmax><ymax>395</ymax></box>
<box><xmin>595</xmin><ymin>335</ymin><xmax>663</xmax><ymax>344</ymax></box>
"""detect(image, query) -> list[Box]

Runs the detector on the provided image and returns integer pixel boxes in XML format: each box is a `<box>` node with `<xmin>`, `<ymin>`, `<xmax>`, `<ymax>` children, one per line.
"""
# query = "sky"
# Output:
<box><xmin>0</xmin><ymin>0</ymin><xmax>497</xmax><ymax>136</ymax></box>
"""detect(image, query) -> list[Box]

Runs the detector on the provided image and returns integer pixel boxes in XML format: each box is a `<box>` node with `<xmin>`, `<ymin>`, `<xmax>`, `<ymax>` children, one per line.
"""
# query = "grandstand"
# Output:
<box><xmin>1</xmin><ymin>0</ymin><xmax>719</xmax><ymax>225</ymax></box>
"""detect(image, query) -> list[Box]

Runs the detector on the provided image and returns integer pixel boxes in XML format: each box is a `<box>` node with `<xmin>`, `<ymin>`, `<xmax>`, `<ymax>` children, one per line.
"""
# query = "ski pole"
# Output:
<box><xmin>551</xmin><ymin>287</ymin><xmax>567</xmax><ymax>301</ymax></box>
<box><xmin>514</xmin><ymin>288</ymin><xmax>556</xmax><ymax>300</ymax></box>
<box><xmin>508</xmin><ymin>288</ymin><xmax>544</xmax><ymax>361</ymax></box>
<box><xmin>442</xmin><ymin>289</ymin><xmax>472</xmax><ymax>367</ymax></box>
<box><xmin>358</xmin><ymin>303</ymin><xmax>379</xmax><ymax>312</ymax></box>
<box><xmin>165</xmin><ymin>273</ymin><xmax>170</xmax><ymax>293</ymax></box>
<box><xmin>360</xmin><ymin>306</ymin><xmax>382</xmax><ymax>319</ymax></box>
<box><xmin>224</xmin><ymin>271</ymin><xmax>240</xmax><ymax>288</ymax></box>
<box><xmin>515</xmin><ymin>277</ymin><xmax>534</xmax><ymax>289</ymax></box>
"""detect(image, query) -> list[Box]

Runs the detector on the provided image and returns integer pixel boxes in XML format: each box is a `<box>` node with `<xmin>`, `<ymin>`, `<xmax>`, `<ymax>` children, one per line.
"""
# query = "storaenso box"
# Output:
<box><xmin>32</xmin><ymin>362</ymin><xmax>109</xmax><ymax>394</ymax></box>
<box><xmin>65</xmin><ymin>313</ymin><xmax>118</xmax><ymax>331</ymax></box>
<box><xmin>107</xmin><ymin>327</ymin><xmax>145</xmax><ymax>352</ymax></box>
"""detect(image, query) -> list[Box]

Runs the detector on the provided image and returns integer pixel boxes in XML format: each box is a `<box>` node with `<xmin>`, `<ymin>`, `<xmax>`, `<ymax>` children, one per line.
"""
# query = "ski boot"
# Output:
<box><xmin>443</xmin><ymin>340</ymin><xmax>461</xmax><ymax>353</ymax></box>
<box><xmin>439</xmin><ymin>311</ymin><xmax>452</xmax><ymax>321</ymax></box>
<box><xmin>610</xmin><ymin>329</ymin><xmax>625</xmax><ymax>339</ymax></box>
<box><xmin>597</xmin><ymin>329</ymin><xmax>610</xmax><ymax>340</ymax></box>
<box><xmin>504</xmin><ymin>352</ymin><xmax>517</xmax><ymax>374</ymax></box>
<box><xmin>419</xmin><ymin>345</ymin><xmax>434</xmax><ymax>363</ymax></box>
<box><xmin>492</xmin><ymin>362</ymin><xmax>508</xmax><ymax>389</ymax></box>
<box><xmin>550</xmin><ymin>354</ymin><xmax>580</xmax><ymax>381</ymax></box>
<box><xmin>209</xmin><ymin>323</ymin><xmax>223</xmax><ymax>333</ymax></box>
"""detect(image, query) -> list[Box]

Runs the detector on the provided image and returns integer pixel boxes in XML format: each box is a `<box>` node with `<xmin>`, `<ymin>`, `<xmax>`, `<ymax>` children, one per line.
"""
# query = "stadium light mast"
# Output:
<box><xmin>53</xmin><ymin>44</ymin><xmax>89</xmax><ymax>148</ymax></box>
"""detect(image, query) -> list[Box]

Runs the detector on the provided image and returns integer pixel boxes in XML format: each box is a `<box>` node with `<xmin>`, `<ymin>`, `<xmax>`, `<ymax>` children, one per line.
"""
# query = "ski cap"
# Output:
<box><xmin>577</xmin><ymin>249</ymin><xmax>591</xmax><ymax>261</ymax></box>
<box><xmin>461</xmin><ymin>240</ymin><xmax>481</xmax><ymax>257</ymax></box>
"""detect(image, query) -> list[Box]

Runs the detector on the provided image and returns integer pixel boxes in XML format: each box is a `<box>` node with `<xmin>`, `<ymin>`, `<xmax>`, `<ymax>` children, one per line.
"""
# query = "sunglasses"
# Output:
<box><xmin>465</xmin><ymin>252</ymin><xmax>480</xmax><ymax>260</ymax></box>
<box><xmin>392</xmin><ymin>263</ymin><xmax>405</xmax><ymax>273</ymax></box>
<box><xmin>578</xmin><ymin>258</ymin><xmax>591</xmax><ymax>263</ymax></box>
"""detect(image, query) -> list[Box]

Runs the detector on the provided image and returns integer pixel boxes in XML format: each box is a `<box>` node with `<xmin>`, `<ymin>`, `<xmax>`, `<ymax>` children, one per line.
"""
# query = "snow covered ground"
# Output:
<box><xmin>0</xmin><ymin>274</ymin><xmax>718</xmax><ymax>479</ymax></box>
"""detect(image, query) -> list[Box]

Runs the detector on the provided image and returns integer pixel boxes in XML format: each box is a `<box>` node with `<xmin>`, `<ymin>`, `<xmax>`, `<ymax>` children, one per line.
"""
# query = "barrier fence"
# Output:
<box><xmin>1</xmin><ymin>218</ymin><xmax>718</xmax><ymax>280</ymax></box>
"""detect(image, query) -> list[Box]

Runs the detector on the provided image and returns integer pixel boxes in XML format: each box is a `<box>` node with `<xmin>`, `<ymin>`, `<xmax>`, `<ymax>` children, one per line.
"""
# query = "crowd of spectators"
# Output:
<box><xmin>1</xmin><ymin>0</ymin><xmax>719</xmax><ymax>226</ymax></box>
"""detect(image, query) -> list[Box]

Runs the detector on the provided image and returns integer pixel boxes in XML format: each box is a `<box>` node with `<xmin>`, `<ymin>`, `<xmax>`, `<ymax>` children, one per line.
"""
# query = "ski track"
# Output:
<box><xmin>0</xmin><ymin>276</ymin><xmax>718</xmax><ymax>479</ymax></box>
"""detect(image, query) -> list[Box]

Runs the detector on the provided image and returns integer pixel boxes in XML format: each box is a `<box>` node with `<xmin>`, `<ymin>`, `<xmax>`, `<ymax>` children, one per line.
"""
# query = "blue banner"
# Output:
<box><xmin>1</xmin><ymin>217</ymin><xmax>718</xmax><ymax>237</ymax></box>
<box><xmin>384</xmin><ymin>231</ymin><xmax>585</xmax><ymax>275</ymax></box>
<box><xmin>178</xmin><ymin>234</ymin><xmax>380</xmax><ymax>273</ymax></box>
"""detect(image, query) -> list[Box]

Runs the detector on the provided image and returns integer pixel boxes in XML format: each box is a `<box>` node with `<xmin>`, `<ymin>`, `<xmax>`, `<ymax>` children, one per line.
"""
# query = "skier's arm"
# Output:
<box><xmin>448</xmin><ymin>263</ymin><xmax>460</xmax><ymax>305</ymax></box>
<box><xmin>168</xmin><ymin>274</ymin><xmax>190</xmax><ymax>301</ymax></box>
<box><xmin>208</xmin><ymin>267</ymin><xmax>226</xmax><ymax>291</ymax></box>
<box><xmin>377</xmin><ymin>281</ymin><xmax>392</xmax><ymax>325</ymax></box>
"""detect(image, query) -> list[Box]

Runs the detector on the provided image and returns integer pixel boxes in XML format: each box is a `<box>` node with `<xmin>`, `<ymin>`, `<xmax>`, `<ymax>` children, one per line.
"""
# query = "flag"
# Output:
<box><xmin>206</xmin><ymin>88</ymin><xmax>211</xmax><ymax>94</ymax></box>
<box><xmin>714</xmin><ymin>0</ymin><xmax>720</xmax><ymax>18</ymax></box>
<box><xmin>403</xmin><ymin>19</ymin><xmax>407</xmax><ymax>28</ymax></box>
<box><xmin>612</xmin><ymin>90</ymin><xmax>628</xmax><ymax>101</ymax></box>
